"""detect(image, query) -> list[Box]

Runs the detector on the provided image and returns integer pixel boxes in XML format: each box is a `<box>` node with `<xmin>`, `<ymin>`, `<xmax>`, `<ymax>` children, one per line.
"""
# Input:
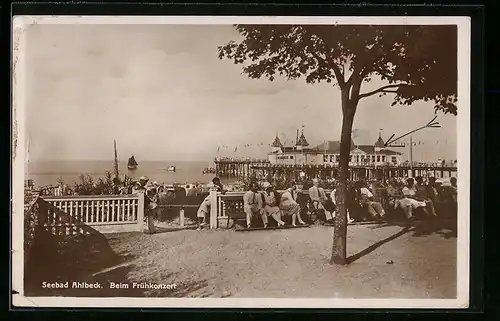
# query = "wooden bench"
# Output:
<box><xmin>220</xmin><ymin>195</ymin><xmax>246</xmax><ymax>228</ymax></box>
<box><xmin>221</xmin><ymin>193</ymin><xmax>315</xmax><ymax>230</ymax></box>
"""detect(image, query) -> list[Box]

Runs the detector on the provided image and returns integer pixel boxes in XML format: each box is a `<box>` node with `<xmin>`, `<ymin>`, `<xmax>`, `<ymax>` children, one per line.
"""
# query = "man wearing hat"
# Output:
<box><xmin>261</xmin><ymin>182</ymin><xmax>286</xmax><ymax>227</ymax></box>
<box><xmin>132</xmin><ymin>176</ymin><xmax>157</xmax><ymax>234</ymax></box>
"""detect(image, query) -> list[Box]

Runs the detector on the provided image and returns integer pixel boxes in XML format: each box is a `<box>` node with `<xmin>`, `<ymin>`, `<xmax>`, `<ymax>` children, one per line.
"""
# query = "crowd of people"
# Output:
<box><xmin>34</xmin><ymin>171</ymin><xmax>458</xmax><ymax>234</ymax></box>
<box><xmin>195</xmin><ymin>173</ymin><xmax>456</xmax><ymax>231</ymax></box>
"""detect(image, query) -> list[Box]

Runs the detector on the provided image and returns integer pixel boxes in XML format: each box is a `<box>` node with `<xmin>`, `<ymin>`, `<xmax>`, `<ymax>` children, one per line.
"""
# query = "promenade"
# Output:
<box><xmin>25</xmin><ymin>218</ymin><xmax>456</xmax><ymax>298</ymax></box>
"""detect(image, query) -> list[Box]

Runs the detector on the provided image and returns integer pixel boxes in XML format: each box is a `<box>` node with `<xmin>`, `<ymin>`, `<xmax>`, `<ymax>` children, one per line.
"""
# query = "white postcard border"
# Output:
<box><xmin>11</xmin><ymin>15</ymin><xmax>471</xmax><ymax>309</ymax></box>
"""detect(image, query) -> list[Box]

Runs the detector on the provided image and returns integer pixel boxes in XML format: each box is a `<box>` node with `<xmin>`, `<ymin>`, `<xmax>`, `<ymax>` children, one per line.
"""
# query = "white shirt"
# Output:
<box><xmin>360</xmin><ymin>187</ymin><xmax>373</xmax><ymax>198</ymax></box>
<box><xmin>402</xmin><ymin>186</ymin><xmax>417</xmax><ymax>198</ymax></box>
<box><xmin>330</xmin><ymin>189</ymin><xmax>337</xmax><ymax>205</ymax></box>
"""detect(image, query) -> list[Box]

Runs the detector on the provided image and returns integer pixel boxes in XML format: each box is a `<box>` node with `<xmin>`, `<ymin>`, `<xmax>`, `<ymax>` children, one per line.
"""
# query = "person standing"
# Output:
<box><xmin>132</xmin><ymin>176</ymin><xmax>157</xmax><ymax>234</ymax></box>
<box><xmin>197</xmin><ymin>177</ymin><xmax>225</xmax><ymax>230</ymax></box>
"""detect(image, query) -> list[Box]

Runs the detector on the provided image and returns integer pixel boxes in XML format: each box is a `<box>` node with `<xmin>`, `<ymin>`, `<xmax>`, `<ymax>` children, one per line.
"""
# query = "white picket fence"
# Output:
<box><xmin>37</xmin><ymin>188</ymin><xmax>328</xmax><ymax>233</ymax></box>
<box><xmin>40</xmin><ymin>194</ymin><xmax>145</xmax><ymax>234</ymax></box>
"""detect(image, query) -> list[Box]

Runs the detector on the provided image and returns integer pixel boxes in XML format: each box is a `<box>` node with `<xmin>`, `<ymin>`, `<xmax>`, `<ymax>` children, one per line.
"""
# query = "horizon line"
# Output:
<box><xmin>26</xmin><ymin>159</ymin><xmax>216</xmax><ymax>163</ymax></box>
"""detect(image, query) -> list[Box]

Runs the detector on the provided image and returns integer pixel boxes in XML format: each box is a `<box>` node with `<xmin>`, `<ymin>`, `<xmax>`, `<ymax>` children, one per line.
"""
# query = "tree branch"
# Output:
<box><xmin>359</xmin><ymin>84</ymin><xmax>409</xmax><ymax>99</ymax></box>
<box><xmin>347</xmin><ymin>65</ymin><xmax>367</xmax><ymax>86</ymax></box>
<box><xmin>331</xmin><ymin>63</ymin><xmax>346</xmax><ymax>88</ymax></box>
<box><xmin>350</xmin><ymin>75</ymin><xmax>363</xmax><ymax>103</ymax></box>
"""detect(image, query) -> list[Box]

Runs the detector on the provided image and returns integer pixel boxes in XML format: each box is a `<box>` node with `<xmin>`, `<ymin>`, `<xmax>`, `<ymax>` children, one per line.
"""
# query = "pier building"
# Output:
<box><xmin>268</xmin><ymin>130</ymin><xmax>403</xmax><ymax>167</ymax></box>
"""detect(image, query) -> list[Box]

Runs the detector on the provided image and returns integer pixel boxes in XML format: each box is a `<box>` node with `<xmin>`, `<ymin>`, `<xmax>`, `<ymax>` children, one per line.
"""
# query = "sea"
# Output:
<box><xmin>25</xmin><ymin>160</ymin><xmax>230</xmax><ymax>188</ymax></box>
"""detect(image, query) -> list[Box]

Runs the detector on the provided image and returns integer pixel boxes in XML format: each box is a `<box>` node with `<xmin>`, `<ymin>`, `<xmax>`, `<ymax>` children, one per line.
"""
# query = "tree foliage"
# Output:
<box><xmin>218</xmin><ymin>24</ymin><xmax>458</xmax><ymax>265</ymax></box>
<box><xmin>218</xmin><ymin>24</ymin><xmax>457</xmax><ymax>114</ymax></box>
<box><xmin>73</xmin><ymin>171</ymin><xmax>134</xmax><ymax>195</ymax></box>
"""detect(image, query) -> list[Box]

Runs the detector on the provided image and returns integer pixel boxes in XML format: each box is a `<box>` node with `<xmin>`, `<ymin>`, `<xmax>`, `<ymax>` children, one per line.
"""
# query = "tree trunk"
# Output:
<box><xmin>330</xmin><ymin>90</ymin><xmax>357</xmax><ymax>265</ymax></box>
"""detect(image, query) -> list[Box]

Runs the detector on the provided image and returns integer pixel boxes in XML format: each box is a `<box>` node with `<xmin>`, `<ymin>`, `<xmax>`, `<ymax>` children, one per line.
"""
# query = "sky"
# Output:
<box><xmin>23</xmin><ymin>23</ymin><xmax>458</xmax><ymax>163</ymax></box>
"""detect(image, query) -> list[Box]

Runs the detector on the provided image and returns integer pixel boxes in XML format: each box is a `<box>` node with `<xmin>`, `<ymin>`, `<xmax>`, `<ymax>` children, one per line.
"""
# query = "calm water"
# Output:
<box><xmin>26</xmin><ymin>160</ymin><xmax>223</xmax><ymax>187</ymax></box>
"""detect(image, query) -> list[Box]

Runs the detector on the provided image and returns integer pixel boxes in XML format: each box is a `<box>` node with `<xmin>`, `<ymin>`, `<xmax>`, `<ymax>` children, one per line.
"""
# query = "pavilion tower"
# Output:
<box><xmin>296</xmin><ymin>129</ymin><xmax>309</xmax><ymax>151</ymax></box>
<box><xmin>271</xmin><ymin>133</ymin><xmax>283</xmax><ymax>153</ymax></box>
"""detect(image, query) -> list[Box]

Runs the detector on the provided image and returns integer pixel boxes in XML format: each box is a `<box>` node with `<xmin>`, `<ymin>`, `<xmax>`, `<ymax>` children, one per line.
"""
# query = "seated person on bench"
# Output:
<box><xmin>261</xmin><ymin>182</ymin><xmax>286</xmax><ymax>227</ymax></box>
<box><xmin>386</xmin><ymin>178</ymin><xmax>407</xmax><ymax>218</ymax></box>
<box><xmin>243</xmin><ymin>182</ymin><xmax>267</xmax><ymax>228</ymax></box>
<box><xmin>280</xmin><ymin>183</ymin><xmax>306</xmax><ymax>226</ymax></box>
<box><xmin>426</xmin><ymin>176</ymin><xmax>449</xmax><ymax>215</ymax></box>
<box><xmin>358</xmin><ymin>180</ymin><xmax>386</xmax><ymax>220</ymax></box>
<box><xmin>400</xmin><ymin>177</ymin><xmax>429</xmax><ymax>220</ymax></box>
<box><xmin>308</xmin><ymin>178</ymin><xmax>334</xmax><ymax>223</ymax></box>
<box><xmin>330</xmin><ymin>182</ymin><xmax>354</xmax><ymax>223</ymax></box>
<box><xmin>415</xmin><ymin>176</ymin><xmax>438</xmax><ymax>217</ymax></box>
<box><xmin>450</xmin><ymin>177</ymin><xmax>457</xmax><ymax>202</ymax></box>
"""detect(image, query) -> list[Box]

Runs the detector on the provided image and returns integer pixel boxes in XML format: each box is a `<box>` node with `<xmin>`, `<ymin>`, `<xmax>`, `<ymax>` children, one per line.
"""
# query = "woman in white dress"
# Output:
<box><xmin>280</xmin><ymin>183</ymin><xmax>306</xmax><ymax>226</ymax></box>
<box><xmin>261</xmin><ymin>182</ymin><xmax>286</xmax><ymax>227</ymax></box>
<box><xmin>400</xmin><ymin>178</ymin><xmax>427</xmax><ymax>219</ymax></box>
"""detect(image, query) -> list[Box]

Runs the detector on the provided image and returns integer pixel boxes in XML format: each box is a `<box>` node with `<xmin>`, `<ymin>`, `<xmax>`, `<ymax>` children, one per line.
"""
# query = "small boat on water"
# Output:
<box><xmin>202</xmin><ymin>167</ymin><xmax>216</xmax><ymax>174</ymax></box>
<box><xmin>127</xmin><ymin>155</ymin><xmax>138</xmax><ymax>170</ymax></box>
<box><xmin>166</xmin><ymin>165</ymin><xmax>176</xmax><ymax>172</ymax></box>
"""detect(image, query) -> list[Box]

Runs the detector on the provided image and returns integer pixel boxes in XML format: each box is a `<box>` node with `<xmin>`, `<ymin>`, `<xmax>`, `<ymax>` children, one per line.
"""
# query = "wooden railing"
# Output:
<box><xmin>33</xmin><ymin>189</ymin><xmax>336</xmax><ymax>232</ymax></box>
<box><xmin>24</xmin><ymin>192</ymin><xmax>41</xmax><ymax>269</ymax></box>
<box><xmin>40</xmin><ymin>194</ymin><xmax>145</xmax><ymax>234</ymax></box>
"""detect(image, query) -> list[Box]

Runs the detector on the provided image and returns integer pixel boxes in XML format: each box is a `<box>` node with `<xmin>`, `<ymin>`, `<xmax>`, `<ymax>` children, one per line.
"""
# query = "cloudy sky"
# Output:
<box><xmin>23</xmin><ymin>23</ymin><xmax>458</xmax><ymax>162</ymax></box>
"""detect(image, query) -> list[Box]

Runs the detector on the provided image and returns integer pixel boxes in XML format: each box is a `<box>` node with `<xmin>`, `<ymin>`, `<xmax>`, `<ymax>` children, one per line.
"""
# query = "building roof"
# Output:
<box><xmin>296</xmin><ymin>132</ymin><xmax>309</xmax><ymax>146</ymax></box>
<box><xmin>356</xmin><ymin>145</ymin><xmax>375</xmax><ymax>154</ymax></box>
<box><xmin>271</xmin><ymin>135</ymin><xmax>283</xmax><ymax>148</ymax></box>
<box><xmin>313</xmin><ymin>140</ymin><xmax>356</xmax><ymax>154</ymax></box>
<box><xmin>374</xmin><ymin>134</ymin><xmax>385</xmax><ymax>148</ymax></box>
<box><xmin>269</xmin><ymin>137</ymin><xmax>401</xmax><ymax>156</ymax></box>
<box><xmin>313</xmin><ymin>140</ymin><xmax>401</xmax><ymax>155</ymax></box>
<box><xmin>377</xmin><ymin>149</ymin><xmax>402</xmax><ymax>155</ymax></box>
<box><xmin>269</xmin><ymin>146</ymin><xmax>316</xmax><ymax>154</ymax></box>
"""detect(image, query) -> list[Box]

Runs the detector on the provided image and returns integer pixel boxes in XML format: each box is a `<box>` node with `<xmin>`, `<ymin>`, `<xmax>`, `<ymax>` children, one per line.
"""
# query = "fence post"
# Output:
<box><xmin>137</xmin><ymin>193</ymin><xmax>145</xmax><ymax>232</ymax></box>
<box><xmin>209</xmin><ymin>188</ymin><xmax>218</xmax><ymax>229</ymax></box>
<box><xmin>179</xmin><ymin>208</ymin><xmax>185</xmax><ymax>227</ymax></box>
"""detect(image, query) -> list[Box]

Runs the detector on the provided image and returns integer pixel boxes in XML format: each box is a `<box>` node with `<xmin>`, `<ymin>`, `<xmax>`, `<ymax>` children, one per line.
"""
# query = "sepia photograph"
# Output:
<box><xmin>12</xmin><ymin>16</ymin><xmax>470</xmax><ymax>308</ymax></box>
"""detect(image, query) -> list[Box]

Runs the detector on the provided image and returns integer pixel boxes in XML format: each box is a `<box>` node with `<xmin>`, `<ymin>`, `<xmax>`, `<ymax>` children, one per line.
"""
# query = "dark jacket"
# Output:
<box><xmin>425</xmin><ymin>184</ymin><xmax>440</xmax><ymax>203</ymax></box>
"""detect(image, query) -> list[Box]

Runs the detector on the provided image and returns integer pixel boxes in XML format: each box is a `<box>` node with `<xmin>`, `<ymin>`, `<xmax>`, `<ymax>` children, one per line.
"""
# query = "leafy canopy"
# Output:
<box><xmin>218</xmin><ymin>25</ymin><xmax>457</xmax><ymax>115</ymax></box>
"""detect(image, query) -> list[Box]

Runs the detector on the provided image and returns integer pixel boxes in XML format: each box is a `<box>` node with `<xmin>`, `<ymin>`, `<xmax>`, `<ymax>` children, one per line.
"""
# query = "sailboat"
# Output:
<box><xmin>127</xmin><ymin>155</ymin><xmax>138</xmax><ymax>170</ymax></box>
<box><xmin>113</xmin><ymin>140</ymin><xmax>120</xmax><ymax>178</ymax></box>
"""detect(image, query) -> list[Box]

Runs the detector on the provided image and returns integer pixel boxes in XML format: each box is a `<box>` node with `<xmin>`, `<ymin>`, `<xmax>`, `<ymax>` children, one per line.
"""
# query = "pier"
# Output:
<box><xmin>214</xmin><ymin>157</ymin><xmax>270</xmax><ymax>177</ymax></box>
<box><xmin>214</xmin><ymin>157</ymin><xmax>457</xmax><ymax>180</ymax></box>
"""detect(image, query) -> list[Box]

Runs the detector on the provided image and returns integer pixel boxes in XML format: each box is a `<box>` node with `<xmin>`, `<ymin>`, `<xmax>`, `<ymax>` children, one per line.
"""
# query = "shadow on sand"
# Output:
<box><xmin>25</xmin><ymin>201</ymin><xmax>212</xmax><ymax>297</ymax></box>
<box><xmin>346</xmin><ymin>216</ymin><xmax>457</xmax><ymax>264</ymax></box>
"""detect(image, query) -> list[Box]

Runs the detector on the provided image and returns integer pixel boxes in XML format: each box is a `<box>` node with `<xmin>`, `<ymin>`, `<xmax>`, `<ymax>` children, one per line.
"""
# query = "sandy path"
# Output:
<box><xmin>102</xmin><ymin>222</ymin><xmax>456</xmax><ymax>298</ymax></box>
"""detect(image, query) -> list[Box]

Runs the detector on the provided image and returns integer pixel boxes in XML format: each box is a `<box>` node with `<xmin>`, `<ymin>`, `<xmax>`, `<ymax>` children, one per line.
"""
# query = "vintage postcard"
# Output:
<box><xmin>12</xmin><ymin>15</ymin><xmax>470</xmax><ymax>308</ymax></box>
